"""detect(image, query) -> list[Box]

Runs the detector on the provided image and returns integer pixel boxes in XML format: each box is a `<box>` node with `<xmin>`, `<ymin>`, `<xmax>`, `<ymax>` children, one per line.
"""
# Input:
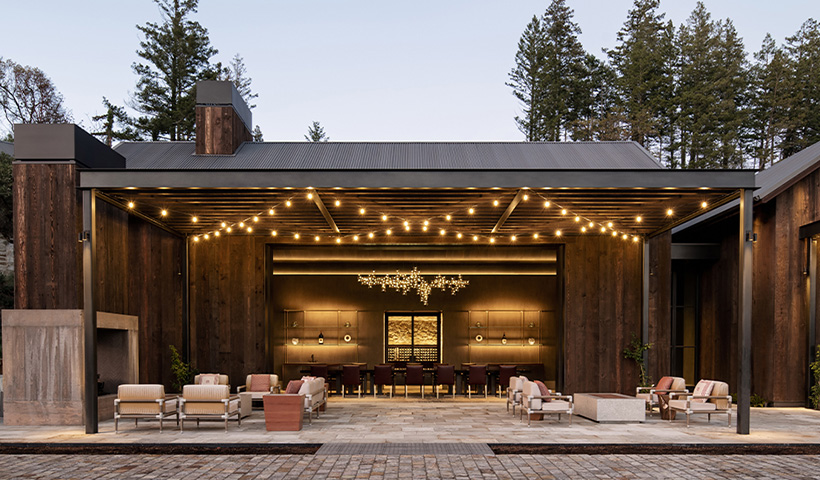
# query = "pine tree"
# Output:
<box><xmin>749</xmin><ymin>34</ymin><xmax>793</xmax><ymax>168</ymax></box>
<box><xmin>130</xmin><ymin>0</ymin><xmax>220</xmax><ymax>141</ymax></box>
<box><xmin>570</xmin><ymin>54</ymin><xmax>625</xmax><ymax>141</ymax></box>
<box><xmin>540</xmin><ymin>0</ymin><xmax>587</xmax><ymax>141</ymax></box>
<box><xmin>607</xmin><ymin>0</ymin><xmax>675</xmax><ymax>159</ymax></box>
<box><xmin>221</xmin><ymin>54</ymin><xmax>257</xmax><ymax>109</ymax></box>
<box><xmin>712</xmin><ymin>20</ymin><xmax>749</xmax><ymax>168</ymax></box>
<box><xmin>91</xmin><ymin>98</ymin><xmax>142</xmax><ymax>146</ymax></box>
<box><xmin>305</xmin><ymin>121</ymin><xmax>328</xmax><ymax>142</ymax></box>
<box><xmin>783</xmin><ymin>19</ymin><xmax>820</xmax><ymax>156</ymax></box>
<box><xmin>507</xmin><ymin>15</ymin><xmax>546</xmax><ymax>141</ymax></box>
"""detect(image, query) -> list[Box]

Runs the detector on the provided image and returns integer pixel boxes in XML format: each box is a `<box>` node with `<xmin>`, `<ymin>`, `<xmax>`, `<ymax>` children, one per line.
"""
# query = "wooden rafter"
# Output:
<box><xmin>491</xmin><ymin>189</ymin><xmax>525</xmax><ymax>234</ymax></box>
<box><xmin>312</xmin><ymin>190</ymin><xmax>341</xmax><ymax>234</ymax></box>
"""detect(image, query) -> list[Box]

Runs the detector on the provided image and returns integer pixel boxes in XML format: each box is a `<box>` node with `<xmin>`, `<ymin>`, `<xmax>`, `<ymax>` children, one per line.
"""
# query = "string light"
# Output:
<box><xmin>127</xmin><ymin>202</ymin><xmax>135</xmax><ymax>209</ymax></box>
<box><xmin>405</xmin><ymin>225</ymin><xmax>410</xmax><ymax>231</ymax></box>
<box><xmin>353</xmin><ymin>235</ymin><xmax>359</xmax><ymax>241</ymax></box>
<box><xmin>336</xmin><ymin>238</ymin><xmax>342</xmax><ymax>244</ymax></box>
<box><xmin>600</xmin><ymin>226</ymin><xmax>606</xmax><ymax>233</ymax></box>
<box><xmin>386</xmin><ymin>229</ymin><xmax>392</xmax><ymax>235</ymax></box>
<box><xmin>382</xmin><ymin>215</ymin><xmax>388</xmax><ymax>221</ymax></box>
<box><xmin>445</xmin><ymin>215</ymin><xmax>451</xmax><ymax>221</ymax></box>
<box><xmin>253</xmin><ymin>216</ymin><xmax>259</xmax><ymax>222</ymax></box>
<box><xmin>473</xmin><ymin>235</ymin><xmax>478</xmax><ymax>241</ymax></box>
<box><xmin>522</xmin><ymin>194</ymin><xmax>529</xmax><ymax>201</ymax></box>
<box><xmin>623</xmin><ymin>234</ymin><xmax>628</xmax><ymax>240</ymax></box>
<box><xmin>271</xmin><ymin>230</ymin><xmax>277</xmax><ymax>236</ymax></box>
<box><xmin>666</xmin><ymin>209</ymin><xmax>674</xmax><ymax>216</ymax></box>
<box><xmin>422</xmin><ymin>226</ymin><xmax>428</xmax><ymax>232</ymax></box>
<box><xmin>269</xmin><ymin>208</ymin><xmax>275</xmax><ymax>215</ymax></box>
<box><xmin>335</xmin><ymin>200</ymin><xmax>341</xmax><ymax>207</ymax></box>
<box><xmin>555</xmin><ymin>230</ymin><xmax>562</xmax><ymax>236</ymax></box>
<box><xmin>423</xmin><ymin>220</ymin><xmax>429</xmax><ymax>226</ymax></box>
<box><xmin>226</xmin><ymin>227</ymin><xmax>232</xmax><ymax>233</ymax></box>
<box><xmin>636</xmin><ymin>216</ymin><xmax>642</xmax><ymax>222</ymax></box>
<box><xmin>239</xmin><ymin>222</ymin><xmax>245</xmax><ymax>228</ymax></box>
<box><xmin>439</xmin><ymin>229</ymin><xmax>446</xmax><ymax>236</ymax></box>
<box><xmin>493</xmin><ymin>200</ymin><xmax>499</xmax><ymax>206</ymax></box>
<box><xmin>511</xmin><ymin>235</ymin><xmax>517</xmax><ymax>241</ymax></box>
<box><xmin>489</xmin><ymin>237</ymin><xmax>495</xmax><ymax>243</ymax></box>
<box><xmin>468</xmin><ymin>208</ymin><xmax>475</xmax><ymax>215</ymax></box>
<box><xmin>203</xmin><ymin>234</ymin><xmax>209</xmax><ymax>240</ymax></box>
<box><xmin>544</xmin><ymin>201</ymin><xmax>550</xmax><ymax>208</ymax></box>
<box><xmin>612</xmin><ymin>231</ymin><xmax>618</xmax><ymax>237</ymax></box>
<box><xmin>294</xmin><ymin>233</ymin><xmax>300</xmax><ymax>239</ymax></box>
<box><xmin>701</xmin><ymin>201</ymin><xmax>708</xmax><ymax>208</ymax></box>
<box><xmin>561</xmin><ymin>209</ymin><xmax>568</xmax><ymax>215</ymax></box>
<box><xmin>457</xmin><ymin>233</ymin><xmax>463</xmax><ymax>239</ymax></box>
<box><xmin>533</xmin><ymin>233</ymin><xmax>539</xmax><ymax>239</ymax></box>
<box><xmin>286</xmin><ymin>200</ymin><xmax>292</xmax><ymax>207</ymax></box>
<box><xmin>607</xmin><ymin>222</ymin><xmax>613</xmax><ymax>228</ymax></box>
<box><xmin>192</xmin><ymin>216</ymin><xmax>198</xmax><ymax>222</ymax></box>
<box><xmin>221</xmin><ymin>222</ymin><xmax>227</xmax><ymax>228</ymax></box>
<box><xmin>368</xmin><ymin>232</ymin><xmax>374</xmax><ymax>239</ymax></box>
<box><xmin>214</xmin><ymin>231</ymin><xmax>220</xmax><ymax>237</ymax></box>
<box><xmin>359</xmin><ymin>208</ymin><xmax>366</xmax><ymax>215</ymax></box>
<box><xmin>247</xmin><ymin>227</ymin><xmax>252</xmax><ymax>233</ymax></box>
<box><xmin>588</xmin><ymin>222</ymin><xmax>594</xmax><ymax>228</ymax></box>
<box><xmin>574</xmin><ymin>216</ymin><xmax>581</xmax><ymax>222</ymax></box>
<box><xmin>403</xmin><ymin>221</ymin><xmax>409</xmax><ymax>227</ymax></box>
<box><xmin>633</xmin><ymin>236</ymin><xmax>640</xmax><ymax>242</ymax></box>
<box><xmin>315</xmin><ymin>236</ymin><xmax>320</xmax><ymax>241</ymax></box>
<box><xmin>581</xmin><ymin>226</ymin><xmax>587</xmax><ymax>233</ymax></box>
<box><xmin>161</xmin><ymin>209</ymin><xmax>168</xmax><ymax>216</ymax></box>
<box><xmin>307</xmin><ymin>192</ymin><xmax>314</xmax><ymax>200</ymax></box>
<box><xmin>193</xmin><ymin>236</ymin><xmax>200</xmax><ymax>242</ymax></box>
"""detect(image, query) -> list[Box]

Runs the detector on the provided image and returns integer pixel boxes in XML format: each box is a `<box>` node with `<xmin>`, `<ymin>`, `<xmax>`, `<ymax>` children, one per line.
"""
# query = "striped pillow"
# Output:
<box><xmin>692</xmin><ymin>380</ymin><xmax>714</xmax><ymax>403</ymax></box>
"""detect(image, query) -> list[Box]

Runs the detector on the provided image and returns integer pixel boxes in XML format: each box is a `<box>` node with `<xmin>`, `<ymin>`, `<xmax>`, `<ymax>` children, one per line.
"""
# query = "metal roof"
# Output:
<box><xmin>112</xmin><ymin>141</ymin><xmax>663</xmax><ymax>170</ymax></box>
<box><xmin>0</xmin><ymin>141</ymin><xmax>12</xmax><ymax>157</ymax></box>
<box><xmin>754</xmin><ymin>141</ymin><xmax>820</xmax><ymax>202</ymax></box>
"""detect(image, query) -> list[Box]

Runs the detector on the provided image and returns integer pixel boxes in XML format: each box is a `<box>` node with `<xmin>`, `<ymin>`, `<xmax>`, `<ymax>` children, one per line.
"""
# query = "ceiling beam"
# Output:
<box><xmin>492</xmin><ymin>189</ymin><xmax>526</xmax><ymax>234</ymax></box>
<box><xmin>312</xmin><ymin>190</ymin><xmax>340</xmax><ymax>234</ymax></box>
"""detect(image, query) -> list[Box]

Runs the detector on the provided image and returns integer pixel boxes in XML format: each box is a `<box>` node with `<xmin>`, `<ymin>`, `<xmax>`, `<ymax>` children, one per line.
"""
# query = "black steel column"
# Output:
<box><xmin>641</xmin><ymin>239</ymin><xmax>650</xmax><ymax>372</ymax></box>
<box><xmin>182</xmin><ymin>236</ymin><xmax>190</xmax><ymax>363</ymax></box>
<box><xmin>82</xmin><ymin>189</ymin><xmax>98</xmax><ymax>434</ymax></box>
<box><xmin>738</xmin><ymin>188</ymin><xmax>753</xmax><ymax>434</ymax></box>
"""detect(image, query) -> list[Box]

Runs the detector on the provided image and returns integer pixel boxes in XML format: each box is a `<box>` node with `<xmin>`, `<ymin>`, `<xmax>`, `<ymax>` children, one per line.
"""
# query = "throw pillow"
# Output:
<box><xmin>655</xmin><ymin>376</ymin><xmax>674</xmax><ymax>392</ymax></box>
<box><xmin>534</xmin><ymin>380</ymin><xmax>551</xmax><ymax>402</ymax></box>
<box><xmin>199</xmin><ymin>374</ymin><xmax>220</xmax><ymax>386</ymax></box>
<box><xmin>250</xmin><ymin>375</ymin><xmax>270</xmax><ymax>392</ymax></box>
<box><xmin>301</xmin><ymin>376</ymin><xmax>317</xmax><ymax>381</ymax></box>
<box><xmin>285</xmin><ymin>380</ymin><xmax>304</xmax><ymax>394</ymax></box>
<box><xmin>692</xmin><ymin>380</ymin><xmax>714</xmax><ymax>403</ymax></box>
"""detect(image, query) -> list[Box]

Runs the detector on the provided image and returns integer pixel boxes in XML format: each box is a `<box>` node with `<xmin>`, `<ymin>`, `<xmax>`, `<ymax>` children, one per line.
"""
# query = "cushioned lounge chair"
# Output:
<box><xmin>521</xmin><ymin>380</ymin><xmax>573</xmax><ymax>426</ymax></box>
<box><xmin>668</xmin><ymin>379</ymin><xmax>732</xmax><ymax>427</ymax></box>
<box><xmin>507</xmin><ymin>376</ymin><xmax>528</xmax><ymax>414</ymax></box>
<box><xmin>179</xmin><ymin>384</ymin><xmax>241</xmax><ymax>432</ymax></box>
<box><xmin>114</xmin><ymin>384</ymin><xmax>178</xmax><ymax>433</ymax></box>
<box><xmin>636</xmin><ymin>376</ymin><xmax>687</xmax><ymax>415</ymax></box>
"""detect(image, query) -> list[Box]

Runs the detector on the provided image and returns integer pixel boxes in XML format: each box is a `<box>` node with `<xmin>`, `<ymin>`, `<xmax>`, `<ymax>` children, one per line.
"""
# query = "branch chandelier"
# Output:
<box><xmin>114</xmin><ymin>188</ymin><xmax>712</xmax><ymax>245</ymax></box>
<box><xmin>358</xmin><ymin>267</ymin><xmax>469</xmax><ymax>305</ymax></box>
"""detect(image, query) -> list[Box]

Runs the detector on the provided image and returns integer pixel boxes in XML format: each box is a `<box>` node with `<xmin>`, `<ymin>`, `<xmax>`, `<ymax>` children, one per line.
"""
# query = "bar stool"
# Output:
<box><xmin>434</xmin><ymin>364</ymin><xmax>455</xmax><ymax>399</ymax></box>
<box><xmin>405</xmin><ymin>364</ymin><xmax>425</xmax><ymax>398</ymax></box>
<box><xmin>467</xmin><ymin>365</ymin><xmax>487</xmax><ymax>398</ymax></box>
<box><xmin>342</xmin><ymin>365</ymin><xmax>362</xmax><ymax>398</ymax></box>
<box><xmin>373</xmin><ymin>364</ymin><xmax>394</xmax><ymax>398</ymax></box>
<box><xmin>498</xmin><ymin>365</ymin><xmax>517</xmax><ymax>398</ymax></box>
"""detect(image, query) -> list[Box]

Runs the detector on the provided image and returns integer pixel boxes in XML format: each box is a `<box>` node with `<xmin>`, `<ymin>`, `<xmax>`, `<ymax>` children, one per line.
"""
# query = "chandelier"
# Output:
<box><xmin>357</xmin><ymin>267</ymin><xmax>469</xmax><ymax>305</ymax></box>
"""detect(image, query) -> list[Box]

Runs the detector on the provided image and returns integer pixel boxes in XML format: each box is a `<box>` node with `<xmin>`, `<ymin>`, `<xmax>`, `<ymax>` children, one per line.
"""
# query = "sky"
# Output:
<box><xmin>1</xmin><ymin>0</ymin><xmax>817</xmax><ymax>141</ymax></box>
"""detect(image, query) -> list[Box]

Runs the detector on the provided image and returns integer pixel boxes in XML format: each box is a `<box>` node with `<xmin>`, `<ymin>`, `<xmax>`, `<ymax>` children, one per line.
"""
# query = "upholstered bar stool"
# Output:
<box><xmin>498</xmin><ymin>365</ymin><xmax>517</xmax><ymax>398</ymax></box>
<box><xmin>373</xmin><ymin>364</ymin><xmax>394</xmax><ymax>398</ymax></box>
<box><xmin>342</xmin><ymin>365</ymin><xmax>362</xmax><ymax>398</ymax></box>
<box><xmin>467</xmin><ymin>365</ymin><xmax>488</xmax><ymax>398</ymax></box>
<box><xmin>405</xmin><ymin>364</ymin><xmax>425</xmax><ymax>398</ymax></box>
<box><xmin>435</xmin><ymin>364</ymin><xmax>455</xmax><ymax>399</ymax></box>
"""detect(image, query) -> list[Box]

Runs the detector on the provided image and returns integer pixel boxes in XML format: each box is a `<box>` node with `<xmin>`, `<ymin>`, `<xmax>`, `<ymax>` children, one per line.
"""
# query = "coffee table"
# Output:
<box><xmin>574</xmin><ymin>393</ymin><xmax>645</xmax><ymax>423</ymax></box>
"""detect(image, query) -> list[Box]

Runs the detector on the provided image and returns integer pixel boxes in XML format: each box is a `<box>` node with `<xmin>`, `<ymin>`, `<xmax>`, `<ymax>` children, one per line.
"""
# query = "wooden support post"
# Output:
<box><xmin>737</xmin><ymin>188</ymin><xmax>753</xmax><ymax>435</ymax></box>
<box><xmin>642</xmin><ymin>239</ymin><xmax>650</xmax><ymax>372</ymax></box>
<box><xmin>82</xmin><ymin>189</ymin><xmax>98</xmax><ymax>434</ymax></box>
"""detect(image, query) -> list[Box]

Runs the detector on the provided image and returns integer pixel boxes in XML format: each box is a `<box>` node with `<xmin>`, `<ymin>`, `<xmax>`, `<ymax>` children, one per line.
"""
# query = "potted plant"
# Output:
<box><xmin>169</xmin><ymin>345</ymin><xmax>198</xmax><ymax>392</ymax></box>
<box><xmin>623</xmin><ymin>333</ymin><xmax>652</xmax><ymax>388</ymax></box>
<box><xmin>810</xmin><ymin>346</ymin><xmax>820</xmax><ymax>410</ymax></box>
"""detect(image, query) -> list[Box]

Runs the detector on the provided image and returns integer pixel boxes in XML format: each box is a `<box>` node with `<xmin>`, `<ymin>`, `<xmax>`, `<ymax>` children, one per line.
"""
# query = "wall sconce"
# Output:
<box><xmin>475</xmin><ymin>334</ymin><xmax>483</xmax><ymax>342</ymax></box>
<box><xmin>528</xmin><ymin>337</ymin><xmax>536</xmax><ymax>345</ymax></box>
<box><xmin>501</xmin><ymin>333</ymin><xmax>507</xmax><ymax>345</ymax></box>
<box><xmin>343</xmin><ymin>334</ymin><xmax>352</xmax><ymax>343</ymax></box>
<box><xmin>318</xmin><ymin>332</ymin><xmax>324</xmax><ymax>345</ymax></box>
<box><xmin>291</xmin><ymin>338</ymin><xmax>299</xmax><ymax>345</ymax></box>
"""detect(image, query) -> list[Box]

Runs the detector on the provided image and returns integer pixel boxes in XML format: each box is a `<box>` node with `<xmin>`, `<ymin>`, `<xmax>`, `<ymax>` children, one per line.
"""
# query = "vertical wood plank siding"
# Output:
<box><xmin>195</xmin><ymin>106</ymin><xmax>253</xmax><ymax>155</ymax></box>
<box><xmin>647</xmin><ymin>232</ymin><xmax>672</xmax><ymax>384</ymax></box>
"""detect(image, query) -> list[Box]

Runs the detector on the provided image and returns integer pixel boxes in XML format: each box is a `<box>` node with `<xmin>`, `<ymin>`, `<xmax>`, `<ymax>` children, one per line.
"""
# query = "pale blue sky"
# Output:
<box><xmin>2</xmin><ymin>0</ymin><xmax>817</xmax><ymax>141</ymax></box>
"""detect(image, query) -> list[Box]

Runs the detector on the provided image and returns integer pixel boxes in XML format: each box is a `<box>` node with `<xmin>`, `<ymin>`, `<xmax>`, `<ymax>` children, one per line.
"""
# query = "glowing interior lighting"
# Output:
<box><xmin>127</xmin><ymin>202</ymin><xmax>135</xmax><ymax>209</ymax></box>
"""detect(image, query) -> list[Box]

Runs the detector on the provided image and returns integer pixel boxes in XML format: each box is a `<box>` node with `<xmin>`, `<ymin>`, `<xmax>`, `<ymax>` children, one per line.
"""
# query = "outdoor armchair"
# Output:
<box><xmin>636</xmin><ymin>376</ymin><xmax>687</xmax><ymax>415</ymax></box>
<box><xmin>668</xmin><ymin>379</ymin><xmax>732</xmax><ymax>427</ymax></box>
<box><xmin>506</xmin><ymin>375</ymin><xmax>528</xmax><ymax>414</ymax></box>
<box><xmin>179</xmin><ymin>384</ymin><xmax>241</xmax><ymax>432</ymax></box>
<box><xmin>114</xmin><ymin>384</ymin><xmax>178</xmax><ymax>433</ymax></box>
<box><xmin>237</xmin><ymin>374</ymin><xmax>280</xmax><ymax>396</ymax></box>
<box><xmin>288</xmin><ymin>376</ymin><xmax>327</xmax><ymax>423</ymax></box>
<box><xmin>194</xmin><ymin>373</ymin><xmax>230</xmax><ymax>388</ymax></box>
<box><xmin>521</xmin><ymin>380</ymin><xmax>573</xmax><ymax>426</ymax></box>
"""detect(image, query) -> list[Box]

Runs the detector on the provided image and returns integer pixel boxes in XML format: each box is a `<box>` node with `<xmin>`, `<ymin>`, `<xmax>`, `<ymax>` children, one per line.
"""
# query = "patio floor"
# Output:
<box><xmin>1</xmin><ymin>397</ymin><xmax>819</xmax><ymax>446</ymax></box>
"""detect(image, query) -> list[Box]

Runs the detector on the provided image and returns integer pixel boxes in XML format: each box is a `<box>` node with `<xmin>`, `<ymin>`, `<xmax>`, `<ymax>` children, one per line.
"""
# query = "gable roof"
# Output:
<box><xmin>755</xmin><ymin>141</ymin><xmax>820</xmax><ymax>203</ymax></box>
<box><xmin>112</xmin><ymin>141</ymin><xmax>663</xmax><ymax>170</ymax></box>
<box><xmin>0</xmin><ymin>141</ymin><xmax>12</xmax><ymax>157</ymax></box>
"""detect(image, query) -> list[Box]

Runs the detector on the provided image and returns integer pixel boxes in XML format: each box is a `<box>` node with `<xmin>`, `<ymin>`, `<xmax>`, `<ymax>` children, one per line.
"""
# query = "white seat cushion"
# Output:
<box><xmin>669</xmin><ymin>399</ymin><xmax>717</xmax><ymax>411</ymax></box>
<box><xmin>540</xmin><ymin>400</ymin><xmax>570</xmax><ymax>412</ymax></box>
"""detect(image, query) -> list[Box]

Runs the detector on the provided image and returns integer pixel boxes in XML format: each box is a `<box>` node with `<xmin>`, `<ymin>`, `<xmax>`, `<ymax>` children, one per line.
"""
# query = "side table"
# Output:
<box><xmin>237</xmin><ymin>392</ymin><xmax>253</xmax><ymax>418</ymax></box>
<box><xmin>262</xmin><ymin>394</ymin><xmax>304</xmax><ymax>431</ymax></box>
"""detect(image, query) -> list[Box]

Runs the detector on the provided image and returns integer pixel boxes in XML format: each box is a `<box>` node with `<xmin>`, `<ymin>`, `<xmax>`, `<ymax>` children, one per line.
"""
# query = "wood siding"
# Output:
<box><xmin>13</xmin><ymin>163</ymin><xmax>82</xmax><ymax>309</ymax></box>
<box><xmin>563</xmin><ymin>235</ymin><xmax>644</xmax><ymax>394</ymax></box>
<box><xmin>195</xmin><ymin>106</ymin><xmax>252</xmax><ymax>155</ymax></box>
<box><xmin>647</xmin><ymin>232</ymin><xmax>672</xmax><ymax>382</ymax></box>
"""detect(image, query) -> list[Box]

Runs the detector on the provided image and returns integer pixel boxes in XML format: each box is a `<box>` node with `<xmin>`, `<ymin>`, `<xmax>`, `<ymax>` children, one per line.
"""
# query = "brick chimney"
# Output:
<box><xmin>195</xmin><ymin>81</ymin><xmax>253</xmax><ymax>155</ymax></box>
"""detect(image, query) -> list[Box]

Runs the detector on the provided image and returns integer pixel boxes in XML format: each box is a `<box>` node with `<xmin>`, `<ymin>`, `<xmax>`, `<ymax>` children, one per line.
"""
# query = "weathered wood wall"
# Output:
<box><xmin>647</xmin><ymin>232</ymin><xmax>672</xmax><ymax>383</ymax></box>
<box><xmin>563</xmin><ymin>235</ymin><xmax>644</xmax><ymax>394</ymax></box>
<box><xmin>188</xmin><ymin>235</ymin><xmax>267</xmax><ymax>387</ymax></box>
<box><xmin>13</xmin><ymin>163</ymin><xmax>82</xmax><ymax>309</ymax></box>
<box><xmin>195</xmin><ymin>106</ymin><xmax>253</xmax><ymax>155</ymax></box>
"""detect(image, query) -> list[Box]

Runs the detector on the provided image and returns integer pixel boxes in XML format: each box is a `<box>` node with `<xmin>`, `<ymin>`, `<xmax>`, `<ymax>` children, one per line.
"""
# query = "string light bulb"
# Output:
<box><xmin>633</xmin><ymin>236</ymin><xmax>640</xmax><ymax>242</ymax></box>
<box><xmin>221</xmin><ymin>222</ymin><xmax>227</xmax><ymax>228</ymax></box>
<box><xmin>589</xmin><ymin>222</ymin><xmax>594</xmax><ymax>228</ymax></box>
<box><xmin>581</xmin><ymin>226</ymin><xmax>587</xmax><ymax>233</ymax></box>
<box><xmin>561</xmin><ymin>209</ymin><xmax>567</xmax><ymax>215</ymax></box>
<box><xmin>286</xmin><ymin>200</ymin><xmax>292</xmax><ymax>207</ymax></box>
<box><xmin>600</xmin><ymin>226</ymin><xmax>606</xmax><ymax>233</ymax></box>
<box><xmin>336</xmin><ymin>238</ymin><xmax>341</xmax><ymax>244</ymax></box>
<box><xmin>193</xmin><ymin>236</ymin><xmax>200</xmax><ymax>242</ymax></box>
<box><xmin>423</xmin><ymin>220</ymin><xmax>429</xmax><ymax>226</ymax></box>
<box><xmin>203</xmin><ymin>234</ymin><xmax>209</xmax><ymax>240</ymax></box>
<box><xmin>269</xmin><ymin>208</ymin><xmax>275</xmax><ymax>215</ymax></box>
<box><xmin>493</xmin><ymin>200</ymin><xmax>499</xmax><ymax>206</ymax></box>
<box><xmin>473</xmin><ymin>235</ymin><xmax>478</xmax><ymax>241</ymax></box>
<box><xmin>335</xmin><ymin>200</ymin><xmax>341</xmax><ymax>207</ymax></box>
<box><xmin>161</xmin><ymin>209</ymin><xmax>168</xmax><ymax>217</ymax></box>
<box><xmin>422</xmin><ymin>226</ymin><xmax>428</xmax><ymax>232</ymax></box>
<box><xmin>445</xmin><ymin>215</ymin><xmax>451</xmax><ymax>221</ymax></box>
<box><xmin>294</xmin><ymin>233</ymin><xmax>300</xmax><ymax>239</ymax></box>
<box><xmin>368</xmin><ymin>232</ymin><xmax>374</xmax><ymax>239</ymax></box>
<box><xmin>127</xmin><ymin>202</ymin><xmax>135</xmax><ymax>209</ymax></box>
<box><xmin>468</xmin><ymin>208</ymin><xmax>475</xmax><ymax>215</ymax></box>
<box><xmin>403</xmin><ymin>221</ymin><xmax>409</xmax><ymax>227</ymax></box>
<box><xmin>522</xmin><ymin>194</ymin><xmax>529</xmax><ymax>201</ymax></box>
<box><xmin>359</xmin><ymin>208</ymin><xmax>366</xmax><ymax>215</ymax></box>
<box><xmin>405</xmin><ymin>225</ymin><xmax>410</xmax><ymax>231</ymax></box>
<box><xmin>666</xmin><ymin>209</ymin><xmax>674</xmax><ymax>216</ymax></box>
<box><xmin>353</xmin><ymin>235</ymin><xmax>359</xmax><ymax>241</ymax></box>
<box><xmin>239</xmin><ymin>222</ymin><xmax>245</xmax><ymax>228</ymax></box>
<box><xmin>457</xmin><ymin>233</ymin><xmax>463</xmax><ymax>239</ymax></box>
<box><xmin>214</xmin><ymin>231</ymin><xmax>220</xmax><ymax>237</ymax></box>
<box><xmin>555</xmin><ymin>230</ymin><xmax>562</xmax><ymax>236</ymax></box>
<box><xmin>623</xmin><ymin>234</ymin><xmax>628</xmax><ymax>240</ymax></box>
<box><xmin>271</xmin><ymin>230</ymin><xmax>277</xmax><ymax>236</ymax></box>
<box><xmin>253</xmin><ymin>216</ymin><xmax>259</xmax><ymax>222</ymax></box>
<box><xmin>382</xmin><ymin>215</ymin><xmax>388</xmax><ymax>221</ymax></box>
<box><xmin>511</xmin><ymin>235</ymin><xmax>517</xmax><ymax>241</ymax></box>
<box><xmin>307</xmin><ymin>192</ymin><xmax>314</xmax><ymax>200</ymax></box>
<box><xmin>490</xmin><ymin>237</ymin><xmax>496</xmax><ymax>244</ymax></box>
<box><xmin>533</xmin><ymin>233</ymin><xmax>539</xmax><ymax>239</ymax></box>
<box><xmin>575</xmin><ymin>216</ymin><xmax>581</xmax><ymax>222</ymax></box>
<box><xmin>636</xmin><ymin>216</ymin><xmax>642</xmax><ymax>222</ymax></box>
<box><xmin>612</xmin><ymin>231</ymin><xmax>618</xmax><ymax>237</ymax></box>
<box><xmin>701</xmin><ymin>201</ymin><xmax>708</xmax><ymax>208</ymax></box>
<box><xmin>607</xmin><ymin>222</ymin><xmax>613</xmax><ymax>228</ymax></box>
<box><xmin>315</xmin><ymin>236</ymin><xmax>320</xmax><ymax>241</ymax></box>
<box><xmin>439</xmin><ymin>229</ymin><xmax>446</xmax><ymax>236</ymax></box>
<box><xmin>386</xmin><ymin>229</ymin><xmax>392</xmax><ymax>235</ymax></box>
<box><xmin>226</xmin><ymin>227</ymin><xmax>232</xmax><ymax>233</ymax></box>
<box><xmin>192</xmin><ymin>216</ymin><xmax>198</xmax><ymax>223</ymax></box>
<box><xmin>544</xmin><ymin>201</ymin><xmax>550</xmax><ymax>208</ymax></box>
<box><xmin>247</xmin><ymin>227</ymin><xmax>252</xmax><ymax>233</ymax></box>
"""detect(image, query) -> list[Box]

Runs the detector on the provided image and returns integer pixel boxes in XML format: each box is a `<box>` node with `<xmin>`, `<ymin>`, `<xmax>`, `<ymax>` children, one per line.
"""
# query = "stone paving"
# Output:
<box><xmin>0</xmin><ymin>453</ymin><xmax>819</xmax><ymax>479</ymax></box>
<box><xmin>1</xmin><ymin>397</ymin><xmax>819</xmax><ymax>445</ymax></box>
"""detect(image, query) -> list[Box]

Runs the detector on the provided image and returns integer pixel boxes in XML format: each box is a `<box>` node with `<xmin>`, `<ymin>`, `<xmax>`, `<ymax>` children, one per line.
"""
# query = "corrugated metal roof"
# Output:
<box><xmin>0</xmin><ymin>141</ymin><xmax>12</xmax><ymax>157</ymax></box>
<box><xmin>112</xmin><ymin>141</ymin><xmax>663</xmax><ymax>170</ymax></box>
<box><xmin>755</xmin><ymin>141</ymin><xmax>820</xmax><ymax>202</ymax></box>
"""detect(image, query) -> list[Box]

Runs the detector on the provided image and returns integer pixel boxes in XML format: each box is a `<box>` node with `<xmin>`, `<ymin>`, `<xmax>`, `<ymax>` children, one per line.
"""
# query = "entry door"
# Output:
<box><xmin>385</xmin><ymin>312</ymin><xmax>441</xmax><ymax>364</ymax></box>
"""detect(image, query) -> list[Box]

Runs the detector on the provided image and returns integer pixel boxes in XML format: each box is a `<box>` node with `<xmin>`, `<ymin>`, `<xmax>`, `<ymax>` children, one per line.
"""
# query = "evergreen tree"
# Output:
<box><xmin>749</xmin><ymin>34</ymin><xmax>793</xmax><ymax>169</ymax></box>
<box><xmin>507</xmin><ymin>15</ymin><xmax>546</xmax><ymax>141</ymax></box>
<box><xmin>539</xmin><ymin>0</ymin><xmax>587</xmax><ymax>141</ymax></box>
<box><xmin>783</xmin><ymin>19</ymin><xmax>820</xmax><ymax>156</ymax></box>
<box><xmin>607</xmin><ymin>0</ymin><xmax>675</xmax><ymax>159</ymax></box>
<box><xmin>91</xmin><ymin>97</ymin><xmax>142</xmax><ymax>146</ymax></box>
<box><xmin>130</xmin><ymin>0</ymin><xmax>220</xmax><ymax>141</ymax></box>
<box><xmin>305</xmin><ymin>121</ymin><xmax>328</xmax><ymax>142</ymax></box>
<box><xmin>570</xmin><ymin>54</ymin><xmax>626</xmax><ymax>141</ymax></box>
<box><xmin>712</xmin><ymin>19</ymin><xmax>750</xmax><ymax>168</ymax></box>
<box><xmin>252</xmin><ymin>125</ymin><xmax>263</xmax><ymax>142</ymax></box>
<box><xmin>221</xmin><ymin>53</ymin><xmax>258</xmax><ymax>109</ymax></box>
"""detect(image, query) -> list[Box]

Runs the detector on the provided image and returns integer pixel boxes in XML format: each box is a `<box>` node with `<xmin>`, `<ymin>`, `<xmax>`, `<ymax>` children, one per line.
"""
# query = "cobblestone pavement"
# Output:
<box><xmin>0</xmin><ymin>454</ymin><xmax>819</xmax><ymax>479</ymax></box>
